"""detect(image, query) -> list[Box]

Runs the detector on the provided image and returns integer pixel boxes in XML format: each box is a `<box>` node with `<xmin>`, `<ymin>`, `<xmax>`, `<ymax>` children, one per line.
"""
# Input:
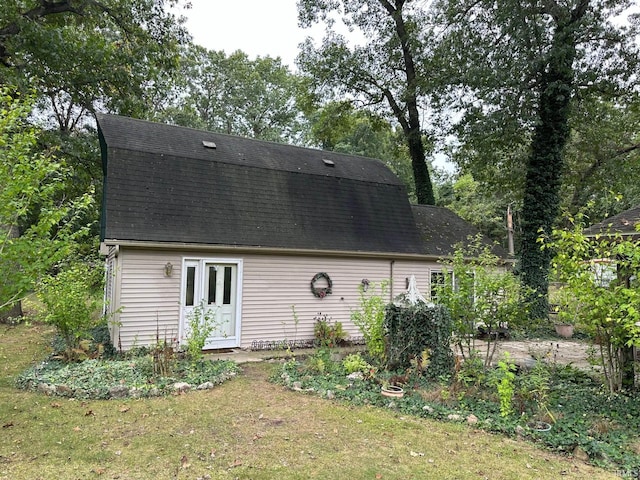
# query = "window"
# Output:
<box><xmin>430</xmin><ymin>270</ymin><xmax>445</xmax><ymax>300</ymax></box>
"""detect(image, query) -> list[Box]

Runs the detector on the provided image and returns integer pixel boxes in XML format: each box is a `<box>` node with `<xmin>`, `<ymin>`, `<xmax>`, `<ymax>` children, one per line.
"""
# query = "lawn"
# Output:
<box><xmin>0</xmin><ymin>323</ymin><xmax>620</xmax><ymax>479</ymax></box>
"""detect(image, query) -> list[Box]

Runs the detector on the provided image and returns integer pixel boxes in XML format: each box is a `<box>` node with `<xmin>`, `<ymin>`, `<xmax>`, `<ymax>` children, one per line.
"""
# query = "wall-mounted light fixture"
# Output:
<box><xmin>361</xmin><ymin>278</ymin><xmax>370</xmax><ymax>292</ymax></box>
<box><xmin>164</xmin><ymin>262</ymin><xmax>173</xmax><ymax>277</ymax></box>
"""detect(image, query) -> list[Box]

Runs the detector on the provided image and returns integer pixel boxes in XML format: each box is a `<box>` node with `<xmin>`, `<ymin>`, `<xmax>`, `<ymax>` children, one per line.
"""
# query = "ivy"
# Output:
<box><xmin>384</xmin><ymin>303</ymin><xmax>454</xmax><ymax>379</ymax></box>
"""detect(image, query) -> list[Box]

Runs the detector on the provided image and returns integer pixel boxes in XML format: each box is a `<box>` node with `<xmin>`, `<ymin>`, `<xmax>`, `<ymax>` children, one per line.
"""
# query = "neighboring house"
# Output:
<box><xmin>98</xmin><ymin>114</ymin><xmax>500</xmax><ymax>351</ymax></box>
<box><xmin>583</xmin><ymin>204</ymin><xmax>640</xmax><ymax>287</ymax></box>
<box><xmin>583</xmin><ymin>204</ymin><xmax>640</xmax><ymax>240</ymax></box>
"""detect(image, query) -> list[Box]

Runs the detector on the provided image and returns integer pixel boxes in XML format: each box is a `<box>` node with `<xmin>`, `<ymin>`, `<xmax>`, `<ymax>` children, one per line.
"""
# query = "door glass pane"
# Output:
<box><xmin>185</xmin><ymin>266</ymin><xmax>196</xmax><ymax>306</ymax></box>
<box><xmin>223</xmin><ymin>266</ymin><xmax>232</xmax><ymax>305</ymax></box>
<box><xmin>207</xmin><ymin>266</ymin><xmax>217</xmax><ymax>304</ymax></box>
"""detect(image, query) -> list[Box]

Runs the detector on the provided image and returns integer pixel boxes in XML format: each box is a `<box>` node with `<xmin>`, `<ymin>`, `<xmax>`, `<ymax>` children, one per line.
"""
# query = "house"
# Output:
<box><xmin>98</xmin><ymin>114</ymin><xmax>498</xmax><ymax>351</ymax></box>
<box><xmin>583</xmin><ymin>204</ymin><xmax>640</xmax><ymax>240</ymax></box>
<box><xmin>582</xmin><ymin>204</ymin><xmax>640</xmax><ymax>287</ymax></box>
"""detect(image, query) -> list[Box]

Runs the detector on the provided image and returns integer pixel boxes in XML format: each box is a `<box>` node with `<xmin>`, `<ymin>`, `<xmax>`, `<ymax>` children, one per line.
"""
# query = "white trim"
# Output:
<box><xmin>178</xmin><ymin>256</ymin><xmax>243</xmax><ymax>349</ymax></box>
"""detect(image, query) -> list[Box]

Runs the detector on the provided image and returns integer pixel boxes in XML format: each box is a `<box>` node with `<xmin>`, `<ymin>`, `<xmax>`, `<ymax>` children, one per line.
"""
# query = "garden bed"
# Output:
<box><xmin>16</xmin><ymin>357</ymin><xmax>240</xmax><ymax>399</ymax></box>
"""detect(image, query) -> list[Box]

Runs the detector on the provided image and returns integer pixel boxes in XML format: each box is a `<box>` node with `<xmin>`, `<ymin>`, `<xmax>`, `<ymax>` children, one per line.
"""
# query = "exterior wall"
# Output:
<box><xmin>110</xmin><ymin>247</ymin><xmax>443</xmax><ymax>350</ymax></box>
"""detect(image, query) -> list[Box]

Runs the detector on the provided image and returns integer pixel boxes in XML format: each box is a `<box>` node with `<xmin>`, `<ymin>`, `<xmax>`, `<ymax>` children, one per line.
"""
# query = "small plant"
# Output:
<box><xmin>455</xmin><ymin>352</ymin><xmax>485</xmax><ymax>387</ymax></box>
<box><xmin>184</xmin><ymin>301</ymin><xmax>222</xmax><ymax>361</ymax></box>
<box><xmin>313</xmin><ymin>312</ymin><xmax>346</xmax><ymax>348</ymax></box>
<box><xmin>490</xmin><ymin>352</ymin><xmax>516</xmax><ymax>417</ymax></box>
<box><xmin>522</xmin><ymin>360</ymin><xmax>556</xmax><ymax>423</ymax></box>
<box><xmin>342</xmin><ymin>353</ymin><xmax>373</xmax><ymax>375</ymax></box>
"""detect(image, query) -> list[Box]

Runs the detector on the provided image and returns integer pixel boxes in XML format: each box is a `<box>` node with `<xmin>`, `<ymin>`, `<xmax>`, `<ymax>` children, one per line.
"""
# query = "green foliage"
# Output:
<box><xmin>297</xmin><ymin>0</ymin><xmax>435</xmax><ymax>204</ymax></box>
<box><xmin>342</xmin><ymin>353</ymin><xmax>373</xmax><ymax>375</ymax></box>
<box><xmin>160</xmin><ymin>46</ymin><xmax>304</xmax><ymax>143</ymax></box>
<box><xmin>543</xmin><ymin>212</ymin><xmax>640</xmax><ymax>393</ymax></box>
<box><xmin>184</xmin><ymin>301</ymin><xmax>221</xmax><ymax>361</ymax></box>
<box><xmin>16</xmin><ymin>357</ymin><xmax>239</xmax><ymax>400</ymax></box>
<box><xmin>350</xmin><ymin>281</ymin><xmax>388</xmax><ymax>364</ymax></box>
<box><xmin>313</xmin><ymin>312</ymin><xmax>345</xmax><ymax>348</ymax></box>
<box><xmin>36</xmin><ymin>262</ymin><xmax>102</xmax><ymax>361</ymax></box>
<box><xmin>0</xmin><ymin>91</ymin><xmax>94</xmax><ymax>315</ymax></box>
<box><xmin>489</xmin><ymin>353</ymin><xmax>516</xmax><ymax>417</ymax></box>
<box><xmin>275</xmin><ymin>354</ymin><xmax>640</xmax><ymax>472</ymax></box>
<box><xmin>518</xmin><ymin>360</ymin><xmax>555</xmax><ymax>423</ymax></box>
<box><xmin>435</xmin><ymin>235</ymin><xmax>530</xmax><ymax>368</ymax></box>
<box><xmin>384</xmin><ymin>303</ymin><xmax>454</xmax><ymax>379</ymax></box>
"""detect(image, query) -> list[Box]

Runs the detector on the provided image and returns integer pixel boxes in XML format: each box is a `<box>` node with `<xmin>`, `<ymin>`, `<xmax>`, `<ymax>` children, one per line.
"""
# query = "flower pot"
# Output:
<box><xmin>381</xmin><ymin>385</ymin><xmax>404</xmax><ymax>398</ymax></box>
<box><xmin>528</xmin><ymin>421</ymin><xmax>552</xmax><ymax>432</ymax></box>
<box><xmin>554</xmin><ymin>323</ymin><xmax>574</xmax><ymax>339</ymax></box>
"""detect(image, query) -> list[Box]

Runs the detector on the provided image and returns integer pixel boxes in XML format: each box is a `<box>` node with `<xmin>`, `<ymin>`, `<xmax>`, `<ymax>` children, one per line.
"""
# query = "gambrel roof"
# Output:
<box><xmin>98</xmin><ymin>114</ymin><xmax>427</xmax><ymax>255</ymax></box>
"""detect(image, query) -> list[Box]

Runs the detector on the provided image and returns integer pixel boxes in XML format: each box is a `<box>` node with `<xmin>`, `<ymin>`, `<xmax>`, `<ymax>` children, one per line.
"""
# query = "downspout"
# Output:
<box><xmin>390</xmin><ymin>260</ymin><xmax>395</xmax><ymax>301</ymax></box>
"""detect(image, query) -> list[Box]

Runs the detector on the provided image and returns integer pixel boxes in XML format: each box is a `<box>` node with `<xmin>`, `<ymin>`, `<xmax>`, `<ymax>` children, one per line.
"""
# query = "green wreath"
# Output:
<box><xmin>310</xmin><ymin>272</ymin><xmax>333</xmax><ymax>299</ymax></box>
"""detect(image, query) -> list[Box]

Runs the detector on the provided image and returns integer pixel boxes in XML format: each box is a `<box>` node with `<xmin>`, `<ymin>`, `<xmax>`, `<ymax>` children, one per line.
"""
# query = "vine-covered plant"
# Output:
<box><xmin>351</xmin><ymin>280</ymin><xmax>388</xmax><ymax>365</ymax></box>
<box><xmin>384</xmin><ymin>302</ymin><xmax>454</xmax><ymax>378</ymax></box>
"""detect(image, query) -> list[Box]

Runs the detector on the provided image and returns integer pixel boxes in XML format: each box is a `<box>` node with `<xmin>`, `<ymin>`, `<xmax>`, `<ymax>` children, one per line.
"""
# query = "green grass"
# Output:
<box><xmin>0</xmin><ymin>323</ymin><xmax>620</xmax><ymax>479</ymax></box>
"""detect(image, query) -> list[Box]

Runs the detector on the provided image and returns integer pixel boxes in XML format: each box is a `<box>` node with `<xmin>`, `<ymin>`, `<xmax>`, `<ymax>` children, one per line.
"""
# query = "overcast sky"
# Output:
<box><xmin>176</xmin><ymin>0</ymin><xmax>332</xmax><ymax>68</ymax></box>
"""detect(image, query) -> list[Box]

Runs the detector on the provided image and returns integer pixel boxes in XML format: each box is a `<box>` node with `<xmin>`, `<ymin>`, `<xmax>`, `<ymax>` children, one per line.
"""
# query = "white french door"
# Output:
<box><xmin>180</xmin><ymin>258</ymin><xmax>242</xmax><ymax>349</ymax></box>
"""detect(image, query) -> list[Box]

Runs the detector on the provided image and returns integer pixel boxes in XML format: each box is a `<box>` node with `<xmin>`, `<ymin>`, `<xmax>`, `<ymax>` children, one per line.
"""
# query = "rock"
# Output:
<box><xmin>573</xmin><ymin>446</ymin><xmax>590</xmax><ymax>462</ymax></box>
<box><xmin>173</xmin><ymin>382</ymin><xmax>191</xmax><ymax>393</ymax></box>
<box><xmin>422</xmin><ymin>405</ymin><xmax>434</xmax><ymax>414</ymax></box>
<box><xmin>347</xmin><ymin>372</ymin><xmax>363</xmax><ymax>380</ymax></box>
<box><xmin>55</xmin><ymin>384</ymin><xmax>73</xmax><ymax>396</ymax></box>
<box><xmin>109</xmin><ymin>385</ymin><xmax>130</xmax><ymax>399</ymax></box>
<box><xmin>326</xmin><ymin>390</ymin><xmax>335</xmax><ymax>400</ymax></box>
<box><xmin>515</xmin><ymin>425</ymin><xmax>525</xmax><ymax>436</ymax></box>
<box><xmin>447</xmin><ymin>414</ymin><xmax>462</xmax><ymax>421</ymax></box>
<box><xmin>466</xmin><ymin>414</ymin><xmax>478</xmax><ymax>425</ymax></box>
<box><xmin>38</xmin><ymin>383</ymin><xmax>56</xmax><ymax>396</ymax></box>
<box><xmin>196</xmin><ymin>382</ymin><xmax>214</xmax><ymax>390</ymax></box>
<box><xmin>148</xmin><ymin>387</ymin><xmax>160</xmax><ymax>397</ymax></box>
<box><xmin>292</xmin><ymin>381</ymin><xmax>303</xmax><ymax>391</ymax></box>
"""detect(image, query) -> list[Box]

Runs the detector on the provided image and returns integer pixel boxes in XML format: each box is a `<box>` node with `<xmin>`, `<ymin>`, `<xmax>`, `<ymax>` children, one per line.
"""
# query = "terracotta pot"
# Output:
<box><xmin>381</xmin><ymin>385</ymin><xmax>404</xmax><ymax>398</ymax></box>
<box><xmin>554</xmin><ymin>323</ymin><xmax>574</xmax><ymax>338</ymax></box>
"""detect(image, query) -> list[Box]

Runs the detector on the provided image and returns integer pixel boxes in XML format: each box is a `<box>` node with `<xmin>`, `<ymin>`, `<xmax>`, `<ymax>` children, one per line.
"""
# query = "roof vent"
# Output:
<box><xmin>322</xmin><ymin>158</ymin><xmax>335</xmax><ymax>167</ymax></box>
<box><xmin>202</xmin><ymin>140</ymin><xmax>217</xmax><ymax>149</ymax></box>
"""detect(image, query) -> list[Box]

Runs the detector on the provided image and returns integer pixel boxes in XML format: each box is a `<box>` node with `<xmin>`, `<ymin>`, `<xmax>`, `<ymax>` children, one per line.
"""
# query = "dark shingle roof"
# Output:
<box><xmin>412</xmin><ymin>205</ymin><xmax>508</xmax><ymax>258</ymax></box>
<box><xmin>583</xmin><ymin>205</ymin><xmax>640</xmax><ymax>237</ymax></box>
<box><xmin>98</xmin><ymin>114</ymin><xmax>426</xmax><ymax>254</ymax></box>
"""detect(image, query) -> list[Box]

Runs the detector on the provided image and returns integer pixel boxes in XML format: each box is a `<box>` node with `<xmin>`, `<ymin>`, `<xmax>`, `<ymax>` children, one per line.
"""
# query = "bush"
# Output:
<box><xmin>313</xmin><ymin>312</ymin><xmax>346</xmax><ymax>347</ymax></box>
<box><xmin>36</xmin><ymin>262</ymin><xmax>102</xmax><ymax>361</ymax></box>
<box><xmin>351</xmin><ymin>281</ymin><xmax>388</xmax><ymax>364</ymax></box>
<box><xmin>384</xmin><ymin>302</ymin><xmax>454</xmax><ymax>378</ymax></box>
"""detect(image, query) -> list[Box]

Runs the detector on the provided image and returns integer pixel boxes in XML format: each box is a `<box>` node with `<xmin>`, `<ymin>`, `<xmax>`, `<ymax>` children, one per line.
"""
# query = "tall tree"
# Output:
<box><xmin>303</xmin><ymin>100</ymin><xmax>417</xmax><ymax>200</ymax></box>
<box><xmin>1</xmin><ymin>0</ymin><xmax>188</xmax><ymax>122</ymax></box>
<box><xmin>0</xmin><ymin>90</ymin><xmax>93</xmax><ymax>318</ymax></box>
<box><xmin>297</xmin><ymin>0</ymin><xmax>436</xmax><ymax>204</ymax></box>
<box><xmin>436</xmin><ymin>0</ymin><xmax>639</xmax><ymax>318</ymax></box>
<box><xmin>159</xmin><ymin>46</ymin><xmax>305</xmax><ymax>144</ymax></box>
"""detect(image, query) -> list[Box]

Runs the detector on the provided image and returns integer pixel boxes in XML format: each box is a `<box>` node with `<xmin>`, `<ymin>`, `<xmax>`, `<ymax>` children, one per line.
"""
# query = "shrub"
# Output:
<box><xmin>435</xmin><ymin>235</ymin><xmax>530</xmax><ymax>369</ymax></box>
<box><xmin>36</xmin><ymin>262</ymin><xmax>102</xmax><ymax>361</ymax></box>
<box><xmin>384</xmin><ymin>302</ymin><xmax>454</xmax><ymax>378</ymax></box>
<box><xmin>342</xmin><ymin>353</ymin><xmax>373</xmax><ymax>375</ymax></box>
<box><xmin>184</xmin><ymin>301</ymin><xmax>220</xmax><ymax>361</ymax></box>
<box><xmin>351</xmin><ymin>281</ymin><xmax>388</xmax><ymax>364</ymax></box>
<box><xmin>313</xmin><ymin>312</ymin><xmax>346</xmax><ymax>348</ymax></box>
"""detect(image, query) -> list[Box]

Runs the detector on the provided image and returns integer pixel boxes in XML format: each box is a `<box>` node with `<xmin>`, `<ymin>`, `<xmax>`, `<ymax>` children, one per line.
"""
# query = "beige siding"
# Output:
<box><xmin>112</xmin><ymin>248</ymin><xmax>442</xmax><ymax>350</ymax></box>
<box><xmin>115</xmin><ymin>250</ymin><xmax>182</xmax><ymax>350</ymax></box>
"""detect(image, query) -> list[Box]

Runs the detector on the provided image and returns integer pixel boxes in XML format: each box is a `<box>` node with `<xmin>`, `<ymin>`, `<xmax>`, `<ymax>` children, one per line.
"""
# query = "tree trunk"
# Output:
<box><xmin>520</xmin><ymin>14</ymin><xmax>580</xmax><ymax>320</ymax></box>
<box><xmin>0</xmin><ymin>224</ymin><xmax>23</xmax><ymax>323</ymax></box>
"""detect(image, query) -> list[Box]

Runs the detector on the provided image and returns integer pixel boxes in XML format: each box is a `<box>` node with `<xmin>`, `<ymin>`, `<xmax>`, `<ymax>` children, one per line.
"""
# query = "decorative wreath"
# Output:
<box><xmin>310</xmin><ymin>272</ymin><xmax>333</xmax><ymax>299</ymax></box>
